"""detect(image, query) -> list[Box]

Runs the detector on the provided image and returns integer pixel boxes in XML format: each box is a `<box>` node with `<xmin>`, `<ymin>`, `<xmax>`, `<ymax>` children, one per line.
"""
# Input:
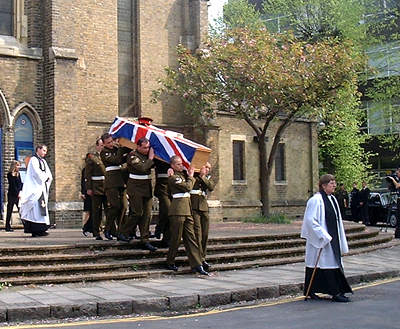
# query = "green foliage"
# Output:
<box><xmin>318</xmin><ymin>83</ymin><xmax>372</xmax><ymax>189</ymax></box>
<box><xmin>153</xmin><ymin>29</ymin><xmax>363</xmax><ymax>123</ymax></box>
<box><xmin>263</xmin><ymin>0</ymin><xmax>368</xmax><ymax>46</ymax></box>
<box><xmin>242</xmin><ymin>213</ymin><xmax>292</xmax><ymax>224</ymax></box>
<box><xmin>261</xmin><ymin>0</ymin><xmax>377</xmax><ymax>184</ymax></box>
<box><xmin>152</xmin><ymin>27</ymin><xmax>363</xmax><ymax>214</ymax></box>
<box><xmin>210</xmin><ymin>0</ymin><xmax>264</xmax><ymax>35</ymax></box>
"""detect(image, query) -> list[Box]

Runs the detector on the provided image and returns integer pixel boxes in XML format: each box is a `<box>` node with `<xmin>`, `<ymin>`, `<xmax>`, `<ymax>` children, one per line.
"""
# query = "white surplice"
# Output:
<box><xmin>19</xmin><ymin>155</ymin><xmax>53</xmax><ymax>225</ymax></box>
<box><xmin>301</xmin><ymin>192</ymin><xmax>349</xmax><ymax>269</ymax></box>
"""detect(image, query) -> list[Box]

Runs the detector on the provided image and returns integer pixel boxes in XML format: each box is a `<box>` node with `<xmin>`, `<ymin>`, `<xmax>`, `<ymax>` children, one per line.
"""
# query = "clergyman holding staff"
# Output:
<box><xmin>301</xmin><ymin>174</ymin><xmax>353</xmax><ymax>302</ymax></box>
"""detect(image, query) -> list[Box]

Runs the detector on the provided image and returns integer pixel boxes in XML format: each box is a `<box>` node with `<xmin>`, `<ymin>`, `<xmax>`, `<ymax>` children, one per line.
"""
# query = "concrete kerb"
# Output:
<box><xmin>2</xmin><ymin>270</ymin><xmax>399</xmax><ymax>324</ymax></box>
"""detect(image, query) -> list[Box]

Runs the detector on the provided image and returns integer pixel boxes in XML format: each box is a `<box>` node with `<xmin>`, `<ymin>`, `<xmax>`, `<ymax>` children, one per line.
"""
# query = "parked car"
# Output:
<box><xmin>367</xmin><ymin>191</ymin><xmax>397</xmax><ymax>227</ymax></box>
<box><xmin>345</xmin><ymin>190</ymin><xmax>398</xmax><ymax>227</ymax></box>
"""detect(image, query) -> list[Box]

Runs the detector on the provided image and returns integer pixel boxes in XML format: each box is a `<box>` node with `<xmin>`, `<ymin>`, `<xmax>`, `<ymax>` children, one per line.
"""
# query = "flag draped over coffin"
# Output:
<box><xmin>109</xmin><ymin>117</ymin><xmax>210</xmax><ymax>169</ymax></box>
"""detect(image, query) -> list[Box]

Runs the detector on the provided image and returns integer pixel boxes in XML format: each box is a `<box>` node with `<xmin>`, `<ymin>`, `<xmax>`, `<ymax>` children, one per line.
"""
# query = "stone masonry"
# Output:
<box><xmin>0</xmin><ymin>0</ymin><xmax>318</xmax><ymax>228</ymax></box>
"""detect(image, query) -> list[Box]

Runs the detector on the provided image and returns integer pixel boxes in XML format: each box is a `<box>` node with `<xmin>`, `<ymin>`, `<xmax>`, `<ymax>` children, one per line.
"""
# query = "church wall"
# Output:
<box><xmin>215</xmin><ymin>115</ymin><xmax>318</xmax><ymax>220</ymax></box>
<box><xmin>1</xmin><ymin>0</ymin><xmax>318</xmax><ymax>228</ymax></box>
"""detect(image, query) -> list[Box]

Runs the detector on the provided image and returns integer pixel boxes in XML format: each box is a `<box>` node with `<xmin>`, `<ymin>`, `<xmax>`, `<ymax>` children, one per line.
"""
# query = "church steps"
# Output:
<box><xmin>0</xmin><ymin>226</ymin><xmax>370</xmax><ymax>258</ymax></box>
<box><xmin>0</xmin><ymin>224</ymin><xmax>393</xmax><ymax>285</ymax></box>
<box><xmin>2</xmin><ymin>256</ymin><xmax>308</xmax><ymax>286</ymax></box>
<box><xmin>0</xmin><ymin>234</ymin><xmax>391</xmax><ymax>281</ymax></box>
<box><xmin>347</xmin><ymin>234</ymin><xmax>393</xmax><ymax>249</ymax></box>
<box><xmin>0</xmin><ymin>245</ymin><xmax>306</xmax><ymax>271</ymax></box>
<box><xmin>0</xmin><ymin>230</ymin><xmax>387</xmax><ymax>267</ymax></box>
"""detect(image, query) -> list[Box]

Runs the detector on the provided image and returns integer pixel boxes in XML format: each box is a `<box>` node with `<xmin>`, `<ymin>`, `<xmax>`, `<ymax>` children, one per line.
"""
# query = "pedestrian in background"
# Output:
<box><xmin>301</xmin><ymin>174</ymin><xmax>352</xmax><ymax>302</ymax></box>
<box><xmin>5</xmin><ymin>160</ymin><xmax>23</xmax><ymax>231</ymax></box>
<box><xmin>359</xmin><ymin>181</ymin><xmax>370</xmax><ymax>225</ymax></box>
<box><xmin>350</xmin><ymin>182</ymin><xmax>359</xmax><ymax>222</ymax></box>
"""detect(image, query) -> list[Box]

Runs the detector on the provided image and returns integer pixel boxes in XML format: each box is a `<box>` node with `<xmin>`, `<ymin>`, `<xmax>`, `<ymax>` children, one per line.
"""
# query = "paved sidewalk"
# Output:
<box><xmin>0</xmin><ymin>240</ymin><xmax>399</xmax><ymax>324</ymax></box>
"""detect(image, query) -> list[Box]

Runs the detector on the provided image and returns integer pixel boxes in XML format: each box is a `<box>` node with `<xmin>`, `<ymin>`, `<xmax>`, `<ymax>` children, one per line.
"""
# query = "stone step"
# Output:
<box><xmin>0</xmin><ymin>225</ymin><xmax>373</xmax><ymax>259</ymax></box>
<box><xmin>0</xmin><ymin>233</ymin><xmax>392</xmax><ymax>280</ymax></box>
<box><xmin>2</xmin><ymin>256</ymin><xmax>307</xmax><ymax>286</ymax></box>
<box><xmin>0</xmin><ymin>224</ymin><xmax>392</xmax><ymax>286</ymax></box>
<box><xmin>0</xmin><ymin>246</ymin><xmax>306</xmax><ymax>277</ymax></box>
<box><xmin>0</xmin><ymin>229</ymin><xmax>387</xmax><ymax>268</ymax></box>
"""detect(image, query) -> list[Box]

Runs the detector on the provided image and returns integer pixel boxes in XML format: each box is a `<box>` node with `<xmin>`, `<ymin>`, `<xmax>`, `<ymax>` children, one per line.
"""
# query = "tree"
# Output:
<box><xmin>153</xmin><ymin>28</ymin><xmax>363</xmax><ymax>215</ymax></box>
<box><xmin>261</xmin><ymin>0</ymin><xmax>376</xmax><ymax>187</ymax></box>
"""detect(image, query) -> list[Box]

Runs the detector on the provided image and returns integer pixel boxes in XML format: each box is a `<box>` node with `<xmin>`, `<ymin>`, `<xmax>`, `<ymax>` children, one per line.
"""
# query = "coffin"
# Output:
<box><xmin>109</xmin><ymin>117</ymin><xmax>211</xmax><ymax>169</ymax></box>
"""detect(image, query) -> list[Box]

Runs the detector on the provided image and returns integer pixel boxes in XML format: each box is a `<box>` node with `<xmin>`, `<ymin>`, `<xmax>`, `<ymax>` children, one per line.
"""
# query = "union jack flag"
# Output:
<box><xmin>109</xmin><ymin>117</ymin><xmax>210</xmax><ymax>168</ymax></box>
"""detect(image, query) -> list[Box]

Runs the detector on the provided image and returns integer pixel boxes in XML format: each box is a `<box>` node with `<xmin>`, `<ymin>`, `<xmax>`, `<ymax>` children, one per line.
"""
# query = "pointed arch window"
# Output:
<box><xmin>14</xmin><ymin>113</ymin><xmax>34</xmax><ymax>179</ymax></box>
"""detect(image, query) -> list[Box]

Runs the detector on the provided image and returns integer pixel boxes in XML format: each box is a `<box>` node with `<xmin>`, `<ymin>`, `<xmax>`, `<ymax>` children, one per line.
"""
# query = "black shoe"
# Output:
<box><xmin>5</xmin><ymin>228</ymin><xmax>13</xmax><ymax>232</ymax></box>
<box><xmin>104</xmin><ymin>231</ymin><xmax>113</xmax><ymax>240</ymax></box>
<box><xmin>166</xmin><ymin>264</ymin><xmax>179</xmax><ymax>271</ymax></box>
<box><xmin>202</xmin><ymin>261</ymin><xmax>211</xmax><ymax>271</ymax></box>
<box><xmin>82</xmin><ymin>229</ymin><xmax>89</xmax><ymax>237</ymax></box>
<box><xmin>95</xmin><ymin>235</ymin><xmax>103</xmax><ymax>240</ymax></box>
<box><xmin>332</xmin><ymin>294</ymin><xmax>350</xmax><ymax>303</ymax></box>
<box><xmin>117</xmin><ymin>234</ymin><xmax>131</xmax><ymax>242</ymax></box>
<box><xmin>193</xmin><ymin>265</ymin><xmax>209</xmax><ymax>276</ymax></box>
<box><xmin>309</xmin><ymin>292</ymin><xmax>322</xmax><ymax>300</ymax></box>
<box><xmin>143</xmin><ymin>242</ymin><xmax>157</xmax><ymax>252</ymax></box>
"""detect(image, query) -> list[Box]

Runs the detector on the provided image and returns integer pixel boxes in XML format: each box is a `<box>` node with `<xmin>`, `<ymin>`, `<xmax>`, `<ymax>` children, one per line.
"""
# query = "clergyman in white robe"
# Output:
<box><xmin>301</xmin><ymin>174</ymin><xmax>352</xmax><ymax>302</ymax></box>
<box><xmin>19</xmin><ymin>154</ymin><xmax>53</xmax><ymax>233</ymax></box>
<box><xmin>301</xmin><ymin>192</ymin><xmax>348</xmax><ymax>269</ymax></box>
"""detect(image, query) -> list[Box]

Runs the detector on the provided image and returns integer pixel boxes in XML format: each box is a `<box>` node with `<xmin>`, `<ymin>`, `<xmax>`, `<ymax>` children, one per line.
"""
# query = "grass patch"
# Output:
<box><xmin>242</xmin><ymin>213</ymin><xmax>292</xmax><ymax>224</ymax></box>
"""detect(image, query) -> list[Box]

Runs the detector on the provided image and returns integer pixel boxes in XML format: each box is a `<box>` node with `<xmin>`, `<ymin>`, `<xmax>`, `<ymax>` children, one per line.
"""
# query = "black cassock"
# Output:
<box><xmin>304</xmin><ymin>191</ymin><xmax>353</xmax><ymax>297</ymax></box>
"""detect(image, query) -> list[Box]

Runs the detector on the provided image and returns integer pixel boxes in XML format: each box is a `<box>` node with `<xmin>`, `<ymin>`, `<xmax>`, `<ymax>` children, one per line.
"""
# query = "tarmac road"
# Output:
<box><xmin>6</xmin><ymin>278</ymin><xmax>400</xmax><ymax>329</ymax></box>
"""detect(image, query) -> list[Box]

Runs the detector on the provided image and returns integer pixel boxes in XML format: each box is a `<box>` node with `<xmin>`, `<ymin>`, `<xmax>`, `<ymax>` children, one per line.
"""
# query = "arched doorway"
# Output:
<box><xmin>14</xmin><ymin>113</ymin><xmax>34</xmax><ymax>181</ymax></box>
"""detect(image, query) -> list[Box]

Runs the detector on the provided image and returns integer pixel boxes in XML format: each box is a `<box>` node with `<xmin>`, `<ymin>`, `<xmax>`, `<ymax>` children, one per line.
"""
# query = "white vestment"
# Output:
<box><xmin>301</xmin><ymin>192</ymin><xmax>349</xmax><ymax>269</ymax></box>
<box><xmin>19</xmin><ymin>156</ymin><xmax>53</xmax><ymax>225</ymax></box>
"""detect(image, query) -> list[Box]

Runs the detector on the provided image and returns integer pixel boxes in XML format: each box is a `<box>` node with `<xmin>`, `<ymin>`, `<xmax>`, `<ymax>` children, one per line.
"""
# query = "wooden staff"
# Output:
<box><xmin>304</xmin><ymin>248</ymin><xmax>323</xmax><ymax>301</ymax></box>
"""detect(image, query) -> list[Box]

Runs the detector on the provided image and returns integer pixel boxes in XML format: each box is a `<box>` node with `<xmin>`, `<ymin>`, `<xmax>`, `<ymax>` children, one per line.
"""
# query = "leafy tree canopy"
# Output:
<box><xmin>153</xmin><ymin>27</ymin><xmax>363</xmax><ymax>213</ymax></box>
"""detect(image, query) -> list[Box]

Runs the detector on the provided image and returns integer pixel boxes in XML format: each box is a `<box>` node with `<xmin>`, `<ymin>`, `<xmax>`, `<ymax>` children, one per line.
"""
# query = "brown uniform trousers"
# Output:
<box><xmin>167</xmin><ymin>171</ymin><xmax>202</xmax><ymax>268</ymax></box>
<box><xmin>154</xmin><ymin>159</ymin><xmax>172</xmax><ymax>242</ymax></box>
<box><xmin>85</xmin><ymin>152</ymin><xmax>107</xmax><ymax>237</ymax></box>
<box><xmin>191</xmin><ymin>174</ymin><xmax>215</xmax><ymax>262</ymax></box>
<box><xmin>124</xmin><ymin>150</ymin><xmax>154</xmax><ymax>243</ymax></box>
<box><xmin>100</xmin><ymin>146</ymin><xmax>129</xmax><ymax>234</ymax></box>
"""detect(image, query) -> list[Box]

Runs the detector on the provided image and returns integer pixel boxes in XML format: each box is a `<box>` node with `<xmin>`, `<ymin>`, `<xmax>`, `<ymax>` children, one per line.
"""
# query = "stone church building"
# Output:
<box><xmin>0</xmin><ymin>0</ymin><xmax>318</xmax><ymax>228</ymax></box>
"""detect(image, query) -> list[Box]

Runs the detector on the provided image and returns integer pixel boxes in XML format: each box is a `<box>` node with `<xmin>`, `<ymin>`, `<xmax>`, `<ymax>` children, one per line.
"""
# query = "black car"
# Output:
<box><xmin>367</xmin><ymin>191</ymin><xmax>398</xmax><ymax>227</ymax></box>
<box><xmin>345</xmin><ymin>190</ymin><xmax>398</xmax><ymax>226</ymax></box>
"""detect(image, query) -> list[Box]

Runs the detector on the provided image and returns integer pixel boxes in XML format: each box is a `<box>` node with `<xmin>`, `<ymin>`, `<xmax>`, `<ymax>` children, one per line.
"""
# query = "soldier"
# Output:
<box><xmin>85</xmin><ymin>138</ymin><xmax>107</xmax><ymax>240</ymax></box>
<box><xmin>124</xmin><ymin>138</ymin><xmax>157</xmax><ymax>251</ymax></box>
<box><xmin>100</xmin><ymin>133</ymin><xmax>129</xmax><ymax>240</ymax></box>
<box><xmin>166</xmin><ymin>155</ymin><xmax>209</xmax><ymax>275</ymax></box>
<box><xmin>154</xmin><ymin>158</ymin><xmax>172</xmax><ymax>247</ymax></box>
<box><xmin>190</xmin><ymin>162</ymin><xmax>214</xmax><ymax>271</ymax></box>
